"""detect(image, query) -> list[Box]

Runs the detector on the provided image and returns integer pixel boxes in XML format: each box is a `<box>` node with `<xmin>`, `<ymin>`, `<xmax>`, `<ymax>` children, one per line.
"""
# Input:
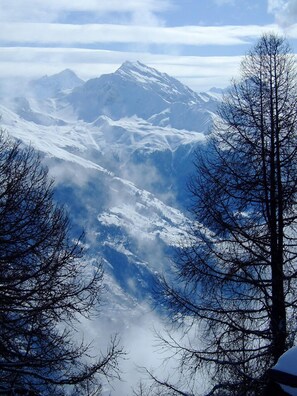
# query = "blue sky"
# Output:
<box><xmin>0</xmin><ymin>0</ymin><xmax>296</xmax><ymax>91</ymax></box>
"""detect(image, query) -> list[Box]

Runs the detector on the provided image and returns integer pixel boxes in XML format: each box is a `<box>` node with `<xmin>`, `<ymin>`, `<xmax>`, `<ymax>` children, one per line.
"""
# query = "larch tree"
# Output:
<box><xmin>157</xmin><ymin>34</ymin><xmax>297</xmax><ymax>395</ymax></box>
<box><xmin>0</xmin><ymin>131</ymin><xmax>123</xmax><ymax>395</ymax></box>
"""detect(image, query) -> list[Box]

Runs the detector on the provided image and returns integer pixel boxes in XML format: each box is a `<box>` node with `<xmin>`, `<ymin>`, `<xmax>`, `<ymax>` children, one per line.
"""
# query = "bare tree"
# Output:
<box><xmin>0</xmin><ymin>131</ymin><xmax>123</xmax><ymax>395</ymax></box>
<box><xmin>157</xmin><ymin>34</ymin><xmax>297</xmax><ymax>395</ymax></box>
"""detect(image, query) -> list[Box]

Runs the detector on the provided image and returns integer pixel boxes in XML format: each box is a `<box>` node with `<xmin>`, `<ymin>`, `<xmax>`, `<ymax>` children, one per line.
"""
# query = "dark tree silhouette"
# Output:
<box><xmin>156</xmin><ymin>34</ymin><xmax>297</xmax><ymax>395</ymax></box>
<box><xmin>0</xmin><ymin>131</ymin><xmax>123</xmax><ymax>395</ymax></box>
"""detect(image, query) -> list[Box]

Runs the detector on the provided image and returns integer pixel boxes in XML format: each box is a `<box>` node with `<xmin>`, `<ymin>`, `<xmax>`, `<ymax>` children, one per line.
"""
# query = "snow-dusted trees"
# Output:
<box><xmin>0</xmin><ymin>132</ymin><xmax>123</xmax><ymax>394</ymax></box>
<box><xmin>158</xmin><ymin>34</ymin><xmax>297</xmax><ymax>395</ymax></box>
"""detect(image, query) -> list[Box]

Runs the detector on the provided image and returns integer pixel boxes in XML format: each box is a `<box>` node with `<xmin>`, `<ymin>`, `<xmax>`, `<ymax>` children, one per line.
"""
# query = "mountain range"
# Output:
<box><xmin>0</xmin><ymin>61</ymin><xmax>222</xmax><ymax>394</ymax></box>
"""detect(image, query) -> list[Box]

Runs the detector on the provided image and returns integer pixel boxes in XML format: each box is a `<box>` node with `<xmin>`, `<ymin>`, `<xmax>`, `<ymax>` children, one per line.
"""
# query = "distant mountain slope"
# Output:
<box><xmin>30</xmin><ymin>69</ymin><xmax>84</xmax><ymax>98</ymax></box>
<box><xmin>0</xmin><ymin>103</ymin><xmax>196</xmax><ymax>300</ymax></box>
<box><xmin>66</xmin><ymin>61</ymin><xmax>219</xmax><ymax>133</ymax></box>
<box><xmin>0</xmin><ymin>62</ymin><xmax>225</xmax><ymax>395</ymax></box>
<box><xmin>0</xmin><ymin>61</ymin><xmax>220</xmax><ymax>305</ymax></box>
<box><xmin>117</xmin><ymin>61</ymin><xmax>198</xmax><ymax>103</ymax></box>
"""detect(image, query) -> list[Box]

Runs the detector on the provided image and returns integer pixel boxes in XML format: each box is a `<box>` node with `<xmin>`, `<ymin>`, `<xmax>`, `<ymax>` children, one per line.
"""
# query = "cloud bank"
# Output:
<box><xmin>0</xmin><ymin>0</ymin><xmax>171</xmax><ymax>21</ymax></box>
<box><xmin>0</xmin><ymin>0</ymin><xmax>296</xmax><ymax>92</ymax></box>
<box><xmin>0</xmin><ymin>47</ymin><xmax>242</xmax><ymax>91</ymax></box>
<box><xmin>1</xmin><ymin>22</ymin><xmax>292</xmax><ymax>47</ymax></box>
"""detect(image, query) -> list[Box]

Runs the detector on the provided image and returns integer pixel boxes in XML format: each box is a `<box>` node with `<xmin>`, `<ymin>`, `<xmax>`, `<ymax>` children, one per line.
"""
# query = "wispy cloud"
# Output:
<box><xmin>1</xmin><ymin>0</ymin><xmax>296</xmax><ymax>92</ymax></box>
<box><xmin>0</xmin><ymin>22</ymin><xmax>288</xmax><ymax>47</ymax></box>
<box><xmin>0</xmin><ymin>46</ymin><xmax>242</xmax><ymax>91</ymax></box>
<box><xmin>0</xmin><ymin>0</ymin><xmax>172</xmax><ymax>25</ymax></box>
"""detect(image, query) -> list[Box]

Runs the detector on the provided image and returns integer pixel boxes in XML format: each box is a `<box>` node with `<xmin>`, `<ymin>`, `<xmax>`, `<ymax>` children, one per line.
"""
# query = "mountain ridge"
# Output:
<box><xmin>63</xmin><ymin>61</ymin><xmax>218</xmax><ymax>132</ymax></box>
<box><xmin>0</xmin><ymin>60</ymin><xmax>220</xmax><ymax>306</ymax></box>
<box><xmin>30</xmin><ymin>68</ymin><xmax>84</xmax><ymax>98</ymax></box>
<box><xmin>115</xmin><ymin>60</ymin><xmax>199</xmax><ymax>103</ymax></box>
<box><xmin>0</xmin><ymin>61</ymin><xmax>225</xmax><ymax>395</ymax></box>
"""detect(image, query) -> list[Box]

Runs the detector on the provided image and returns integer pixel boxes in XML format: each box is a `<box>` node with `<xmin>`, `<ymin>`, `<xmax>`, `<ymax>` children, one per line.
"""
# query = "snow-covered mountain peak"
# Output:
<box><xmin>35</xmin><ymin>68</ymin><xmax>83</xmax><ymax>87</ymax></box>
<box><xmin>48</xmin><ymin>61</ymin><xmax>219</xmax><ymax>132</ymax></box>
<box><xmin>116</xmin><ymin>60</ymin><xmax>168</xmax><ymax>83</ymax></box>
<box><xmin>30</xmin><ymin>69</ymin><xmax>84</xmax><ymax>98</ymax></box>
<box><xmin>115</xmin><ymin>60</ymin><xmax>198</xmax><ymax>103</ymax></box>
<box><xmin>0</xmin><ymin>66</ymin><xmax>223</xmax><ymax>380</ymax></box>
<box><xmin>117</xmin><ymin>60</ymin><xmax>147</xmax><ymax>73</ymax></box>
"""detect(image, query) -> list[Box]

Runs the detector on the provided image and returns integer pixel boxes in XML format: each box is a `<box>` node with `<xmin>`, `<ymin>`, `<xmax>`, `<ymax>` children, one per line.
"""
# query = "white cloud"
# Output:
<box><xmin>0</xmin><ymin>22</ymin><xmax>284</xmax><ymax>47</ymax></box>
<box><xmin>0</xmin><ymin>0</ymin><xmax>171</xmax><ymax>25</ymax></box>
<box><xmin>0</xmin><ymin>1</ymin><xmax>296</xmax><ymax>94</ymax></box>
<box><xmin>268</xmin><ymin>0</ymin><xmax>297</xmax><ymax>28</ymax></box>
<box><xmin>0</xmin><ymin>20</ymin><xmax>295</xmax><ymax>92</ymax></box>
<box><xmin>0</xmin><ymin>46</ymin><xmax>242</xmax><ymax>91</ymax></box>
<box><xmin>77</xmin><ymin>302</ymin><xmax>190</xmax><ymax>396</ymax></box>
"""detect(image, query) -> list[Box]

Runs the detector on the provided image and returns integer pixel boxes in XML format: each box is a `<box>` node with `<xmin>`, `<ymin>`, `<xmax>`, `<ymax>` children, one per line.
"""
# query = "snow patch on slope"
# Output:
<box><xmin>99</xmin><ymin>176</ymin><xmax>190</xmax><ymax>247</ymax></box>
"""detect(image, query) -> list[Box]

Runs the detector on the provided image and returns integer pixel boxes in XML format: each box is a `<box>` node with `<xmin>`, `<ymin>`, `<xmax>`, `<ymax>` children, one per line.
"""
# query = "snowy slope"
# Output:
<box><xmin>0</xmin><ymin>62</ymin><xmax>218</xmax><ymax>304</ymax></box>
<box><xmin>0</xmin><ymin>102</ymin><xmax>202</xmax><ymax>298</ymax></box>
<box><xmin>66</xmin><ymin>61</ymin><xmax>218</xmax><ymax>133</ymax></box>
<box><xmin>0</xmin><ymin>62</ymin><xmax>221</xmax><ymax>394</ymax></box>
<box><xmin>30</xmin><ymin>68</ymin><xmax>84</xmax><ymax>98</ymax></box>
<box><xmin>117</xmin><ymin>61</ymin><xmax>198</xmax><ymax>103</ymax></box>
